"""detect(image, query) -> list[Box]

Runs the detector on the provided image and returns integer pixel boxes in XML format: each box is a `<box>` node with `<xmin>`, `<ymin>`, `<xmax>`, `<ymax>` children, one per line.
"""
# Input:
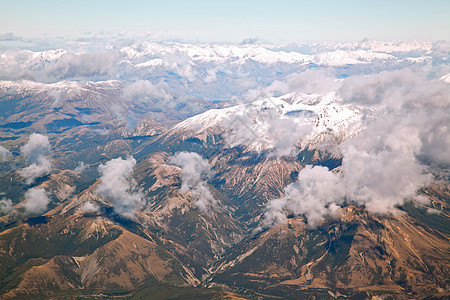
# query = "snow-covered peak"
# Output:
<box><xmin>166</xmin><ymin>92</ymin><xmax>362</xmax><ymax>156</ymax></box>
<box><xmin>288</xmin><ymin>40</ymin><xmax>433</xmax><ymax>53</ymax></box>
<box><xmin>0</xmin><ymin>79</ymin><xmax>121</xmax><ymax>92</ymax></box>
<box><xmin>313</xmin><ymin>50</ymin><xmax>396</xmax><ymax>66</ymax></box>
<box><xmin>120</xmin><ymin>42</ymin><xmax>314</xmax><ymax>65</ymax></box>
<box><xmin>119</xmin><ymin>41</ymin><xmax>430</xmax><ymax>67</ymax></box>
<box><xmin>30</xmin><ymin>49</ymin><xmax>68</xmax><ymax>63</ymax></box>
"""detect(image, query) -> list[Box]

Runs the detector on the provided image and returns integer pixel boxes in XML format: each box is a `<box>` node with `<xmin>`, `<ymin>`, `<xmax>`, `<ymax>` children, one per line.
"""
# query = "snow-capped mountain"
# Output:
<box><xmin>2</xmin><ymin>39</ymin><xmax>447</xmax><ymax>109</ymax></box>
<box><xmin>166</xmin><ymin>92</ymin><xmax>363</xmax><ymax>155</ymax></box>
<box><xmin>0</xmin><ymin>39</ymin><xmax>449</xmax><ymax>299</ymax></box>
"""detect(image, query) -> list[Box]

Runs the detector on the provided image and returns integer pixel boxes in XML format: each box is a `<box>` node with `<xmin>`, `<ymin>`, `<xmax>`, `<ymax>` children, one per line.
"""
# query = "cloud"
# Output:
<box><xmin>74</xmin><ymin>162</ymin><xmax>87</xmax><ymax>173</ymax></box>
<box><xmin>19</xmin><ymin>133</ymin><xmax>52</xmax><ymax>184</ymax></box>
<box><xmin>242</xmin><ymin>81</ymin><xmax>288</xmax><ymax>102</ymax></box>
<box><xmin>122</xmin><ymin>80</ymin><xmax>173</xmax><ymax>104</ymax></box>
<box><xmin>241</xmin><ymin>70</ymin><xmax>340</xmax><ymax>101</ymax></box>
<box><xmin>23</xmin><ymin>188</ymin><xmax>50</xmax><ymax>215</ymax></box>
<box><xmin>80</xmin><ymin>201</ymin><xmax>100</xmax><ymax>213</ymax></box>
<box><xmin>339</xmin><ymin>119</ymin><xmax>433</xmax><ymax>214</ymax></box>
<box><xmin>267</xmin><ymin>116</ymin><xmax>314</xmax><ymax>157</ymax></box>
<box><xmin>261</xmin><ymin>165</ymin><xmax>345</xmax><ymax>229</ymax></box>
<box><xmin>19</xmin><ymin>155</ymin><xmax>52</xmax><ymax>184</ymax></box>
<box><xmin>338</xmin><ymin>68</ymin><xmax>422</xmax><ymax>107</ymax></box>
<box><xmin>169</xmin><ymin>152</ymin><xmax>215</xmax><ymax>211</ymax></box>
<box><xmin>0</xmin><ymin>198</ymin><xmax>14</xmax><ymax>215</ymax></box>
<box><xmin>96</xmin><ymin>156</ymin><xmax>143</xmax><ymax>218</ymax></box>
<box><xmin>0</xmin><ymin>38</ymin><xmax>440</xmax><ymax>113</ymax></box>
<box><xmin>0</xmin><ymin>32</ymin><xmax>24</xmax><ymax>42</ymax></box>
<box><xmin>240</xmin><ymin>37</ymin><xmax>261</xmax><ymax>45</ymax></box>
<box><xmin>0</xmin><ymin>49</ymin><xmax>119</xmax><ymax>82</ymax></box>
<box><xmin>419</xmin><ymin>120</ymin><xmax>450</xmax><ymax>168</ymax></box>
<box><xmin>427</xmin><ymin>208</ymin><xmax>440</xmax><ymax>215</ymax></box>
<box><xmin>431</xmin><ymin>40</ymin><xmax>450</xmax><ymax>59</ymax></box>
<box><xmin>0</xmin><ymin>49</ymin><xmax>57</xmax><ymax>81</ymax></box>
<box><xmin>21</xmin><ymin>133</ymin><xmax>51</xmax><ymax>162</ymax></box>
<box><xmin>337</xmin><ymin>68</ymin><xmax>447</xmax><ymax>213</ymax></box>
<box><xmin>221</xmin><ymin>109</ymin><xmax>262</xmax><ymax>149</ymax></box>
<box><xmin>162</xmin><ymin>52</ymin><xmax>196</xmax><ymax>82</ymax></box>
<box><xmin>204</xmin><ymin>68</ymin><xmax>218</xmax><ymax>83</ymax></box>
<box><xmin>44</xmin><ymin>51</ymin><xmax>119</xmax><ymax>81</ymax></box>
<box><xmin>339</xmin><ymin>68</ymin><xmax>450</xmax><ymax>169</ymax></box>
<box><xmin>286</xmin><ymin>69</ymin><xmax>340</xmax><ymax>95</ymax></box>
<box><xmin>222</xmin><ymin>100</ymin><xmax>314</xmax><ymax>157</ymax></box>
<box><xmin>261</xmin><ymin>67</ymin><xmax>448</xmax><ymax>228</ymax></box>
<box><xmin>0</xmin><ymin>146</ymin><xmax>12</xmax><ymax>162</ymax></box>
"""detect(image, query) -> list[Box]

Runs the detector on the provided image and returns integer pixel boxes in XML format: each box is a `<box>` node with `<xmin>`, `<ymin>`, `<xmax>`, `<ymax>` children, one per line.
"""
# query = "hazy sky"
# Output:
<box><xmin>1</xmin><ymin>0</ymin><xmax>449</xmax><ymax>42</ymax></box>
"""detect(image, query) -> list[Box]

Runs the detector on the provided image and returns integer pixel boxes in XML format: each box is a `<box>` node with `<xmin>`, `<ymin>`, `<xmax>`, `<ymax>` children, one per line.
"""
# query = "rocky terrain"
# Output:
<box><xmin>0</xmin><ymin>40</ymin><xmax>449</xmax><ymax>299</ymax></box>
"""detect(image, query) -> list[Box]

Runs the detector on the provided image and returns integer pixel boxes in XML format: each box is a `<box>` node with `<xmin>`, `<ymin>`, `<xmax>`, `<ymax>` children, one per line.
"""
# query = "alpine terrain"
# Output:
<box><xmin>0</xmin><ymin>39</ymin><xmax>449</xmax><ymax>299</ymax></box>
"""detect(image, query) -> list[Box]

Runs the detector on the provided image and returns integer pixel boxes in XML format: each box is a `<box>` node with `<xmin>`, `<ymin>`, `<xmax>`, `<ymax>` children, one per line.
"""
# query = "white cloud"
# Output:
<box><xmin>23</xmin><ymin>188</ymin><xmax>50</xmax><ymax>215</ymax></box>
<box><xmin>427</xmin><ymin>208</ymin><xmax>441</xmax><ymax>215</ymax></box>
<box><xmin>0</xmin><ymin>39</ymin><xmax>441</xmax><ymax>118</ymax></box>
<box><xmin>74</xmin><ymin>162</ymin><xmax>87</xmax><ymax>173</ymax></box>
<box><xmin>169</xmin><ymin>151</ymin><xmax>215</xmax><ymax>212</ymax></box>
<box><xmin>21</xmin><ymin>133</ymin><xmax>50</xmax><ymax>163</ymax></box>
<box><xmin>336</xmin><ymin>68</ymin><xmax>447</xmax><ymax>213</ymax></box>
<box><xmin>19</xmin><ymin>158</ymin><xmax>52</xmax><ymax>184</ymax></box>
<box><xmin>419</xmin><ymin>117</ymin><xmax>450</xmax><ymax>168</ymax></box>
<box><xmin>222</xmin><ymin>100</ymin><xmax>314</xmax><ymax>157</ymax></box>
<box><xmin>122</xmin><ymin>80</ymin><xmax>173</xmax><ymax>104</ymax></box>
<box><xmin>80</xmin><ymin>201</ymin><xmax>99</xmax><ymax>213</ymax></box>
<box><xmin>431</xmin><ymin>40</ymin><xmax>450</xmax><ymax>59</ymax></box>
<box><xmin>0</xmin><ymin>146</ymin><xmax>12</xmax><ymax>162</ymax></box>
<box><xmin>96</xmin><ymin>156</ymin><xmax>143</xmax><ymax>218</ymax></box>
<box><xmin>19</xmin><ymin>133</ymin><xmax>52</xmax><ymax>184</ymax></box>
<box><xmin>162</xmin><ymin>52</ymin><xmax>196</xmax><ymax>82</ymax></box>
<box><xmin>267</xmin><ymin>116</ymin><xmax>314</xmax><ymax>157</ymax></box>
<box><xmin>44</xmin><ymin>51</ymin><xmax>119</xmax><ymax>81</ymax></box>
<box><xmin>261</xmin><ymin>67</ymin><xmax>448</xmax><ymax>228</ymax></box>
<box><xmin>261</xmin><ymin>165</ymin><xmax>345</xmax><ymax>229</ymax></box>
<box><xmin>340</xmin><ymin>123</ymin><xmax>433</xmax><ymax>215</ymax></box>
<box><xmin>204</xmin><ymin>68</ymin><xmax>218</xmax><ymax>83</ymax></box>
<box><xmin>241</xmin><ymin>70</ymin><xmax>340</xmax><ymax>102</ymax></box>
<box><xmin>286</xmin><ymin>69</ymin><xmax>340</xmax><ymax>95</ymax></box>
<box><xmin>0</xmin><ymin>198</ymin><xmax>14</xmax><ymax>215</ymax></box>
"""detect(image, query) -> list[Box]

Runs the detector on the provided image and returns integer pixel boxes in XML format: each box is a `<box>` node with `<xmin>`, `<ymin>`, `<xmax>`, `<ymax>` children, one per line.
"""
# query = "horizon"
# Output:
<box><xmin>2</xmin><ymin>0</ymin><xmax>450</xmax><ymax>44</ymax></box>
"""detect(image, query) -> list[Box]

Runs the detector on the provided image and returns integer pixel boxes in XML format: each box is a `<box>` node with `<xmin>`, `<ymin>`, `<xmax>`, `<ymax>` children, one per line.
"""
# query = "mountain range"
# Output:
<box><xmin>0</xmin><ymin>40</ymin><xmax>449</xmax><ymax>299</ymax></box>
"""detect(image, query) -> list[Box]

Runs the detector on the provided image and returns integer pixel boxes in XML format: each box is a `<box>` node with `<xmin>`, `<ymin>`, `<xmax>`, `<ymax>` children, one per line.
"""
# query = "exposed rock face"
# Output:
<box><xmin>210</xmin><ymin>206</ymin><xmax>450</xmax><ymax>298</ymax></box>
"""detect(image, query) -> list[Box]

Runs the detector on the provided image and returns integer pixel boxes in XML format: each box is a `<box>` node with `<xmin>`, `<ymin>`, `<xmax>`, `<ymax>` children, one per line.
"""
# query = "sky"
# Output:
<box><xmin>1</xmin><ymin>0</ymin><xmax>449</xmax><ymax>43</ymax></box>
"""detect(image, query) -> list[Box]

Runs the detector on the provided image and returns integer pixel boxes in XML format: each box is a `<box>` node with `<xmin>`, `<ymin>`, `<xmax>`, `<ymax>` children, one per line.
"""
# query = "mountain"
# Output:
<box><xmin>2</xmin><ymin>39</ymin><xmax>445</xmax><ymax>104</ymax></box>
<box><xmin>210</xmin><ymin>204</ymin><xmax>449</xmax><ymax>299</ymax></box>
<box><xmin>0</xmin><ymin>40</ymin><xmax>449</xmax><ymax>299</ymax></box>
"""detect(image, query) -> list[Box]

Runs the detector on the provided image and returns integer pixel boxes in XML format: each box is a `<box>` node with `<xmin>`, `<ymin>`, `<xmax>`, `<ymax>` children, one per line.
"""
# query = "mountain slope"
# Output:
<box><xmin>0</xmin><ymin>66</ymin><xmax>449</xmax><ymax>299</ymax></box>
<box><xmin>210</xmin><ymin>205</ymin><xmax>449</xmax><ymax>298</ymax></box>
